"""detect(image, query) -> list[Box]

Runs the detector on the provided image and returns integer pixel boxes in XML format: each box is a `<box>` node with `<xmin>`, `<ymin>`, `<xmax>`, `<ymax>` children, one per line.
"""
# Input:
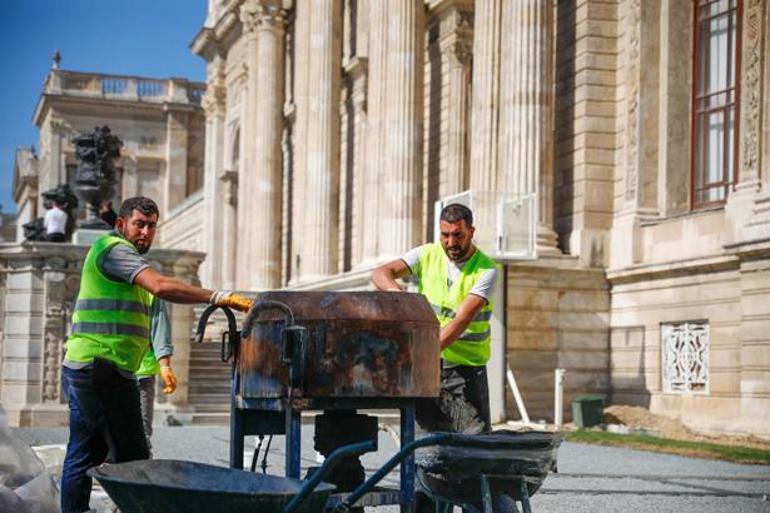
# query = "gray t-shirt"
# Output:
<box><xmin>99</xmin><ymin>232</ymin><xmax>150</xmax><ymax>284</ymax></box>
<box><xmin>401</xmin><ymin>244</ymin><xmax>498</xmax><ymax>302</ymax></box>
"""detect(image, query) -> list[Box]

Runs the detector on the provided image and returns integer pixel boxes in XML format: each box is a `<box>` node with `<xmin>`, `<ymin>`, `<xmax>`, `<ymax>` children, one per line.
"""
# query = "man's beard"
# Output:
<box><xmin>444</xmin><ymin>243</ymin><xmax>470</xmax><ymax>262</ymax></box>
<box><xmin>118</xmin><ymin>227</ymin><xmax>151</xmax><ymax>254</ymax></box>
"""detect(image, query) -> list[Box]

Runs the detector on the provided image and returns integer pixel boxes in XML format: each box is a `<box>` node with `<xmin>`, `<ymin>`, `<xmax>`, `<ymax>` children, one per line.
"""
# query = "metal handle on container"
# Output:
<box><xmin>195</xmin><ymin>304</ymin><xmax>240</xmax><ymax>365</ymax></box>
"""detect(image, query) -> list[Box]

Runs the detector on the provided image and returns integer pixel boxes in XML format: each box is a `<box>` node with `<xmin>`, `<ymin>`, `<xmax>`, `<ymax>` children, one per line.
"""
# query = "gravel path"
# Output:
<box><xmin>11</xmin><ymin>425</ymin><xmax>770</xmax><ymax>512</ymax></box>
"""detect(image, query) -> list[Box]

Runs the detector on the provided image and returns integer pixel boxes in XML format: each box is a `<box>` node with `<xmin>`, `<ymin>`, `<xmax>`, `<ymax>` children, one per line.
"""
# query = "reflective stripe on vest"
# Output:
<box><xmin>429</xmin><ymin>303</ymin><xmax>492</xmax><ymax>323</ymax></box>
<box><xmin>71</xmin><ymin>322</ymin><xmax>150</xmax><ymax>339</ymax></box>
<box><xmin>417</xmin><ymin>243</ymin><xmax>496</xmax><ymax>366</ymax></box>
<box><xmin>75</xmin><ymin>298</ymin><xmax>149</xmax><ymax>315</ymax></box>
<box><xmin>65</xmin><ymin>234</ymin><xmax>153</xmax><ymax>372</ymax></box>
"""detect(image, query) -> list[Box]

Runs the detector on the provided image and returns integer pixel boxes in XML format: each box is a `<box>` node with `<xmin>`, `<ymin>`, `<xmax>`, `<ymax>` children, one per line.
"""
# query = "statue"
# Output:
<box><xmin>72</xmin><ymin>126</ymin><xmax>123</xmax><ymax>229</ymax></box>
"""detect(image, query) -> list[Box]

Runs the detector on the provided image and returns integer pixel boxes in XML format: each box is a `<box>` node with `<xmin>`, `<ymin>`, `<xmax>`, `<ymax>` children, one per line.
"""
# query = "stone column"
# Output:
<box><xmin>301</xmin><ymin>0</ymin><xmax>342</xmax><ymax>279</ymax></box>
<box><xmin>346</xmin><ymin>58</ymin><xmax>368</xmax><ymax>268</ymax></box>
<box><xmin>221</xmin><ymin>169</ymin><xmax>239</xmax><ymax>290</ymax></box>
<box><xmin>496</xmin><ymin>0</ymin><xmax>557</xmax><ymax>251</ymax></box>
<box><xmin>378</xmin><ymin>0</ymin><xmax>425</xmax><ymax>258</ymax></box>
<box><xmin>240</xmin><ymin>0</ymin><xmax>286</xmax><ymax>290</ymax></box>
<box><xmin>290</xmin><ymin>3</ymin><xmax>311</xmax><ymax>282</ymax></box>
<box><xmin>201</xmin><ymin>57</ymin><xmax>227</xmax><ymax>288</ymax></box>
<box><xmin>432</xmin><ymin>1</ymin><xmax>473</xmax><ymax>197</ymax></box>
<box><xmin>360</xmin><ymin>0</ymin><xmax>388</xmax><ymax>263</ymax></box>
<box><xmin>163</xmin><ymin>110</ymin><xmax>189</xmax><ymax>217</ymax></box>
<box><xmin>468</xmin><ymin>0</ymin><xmax>502</xmax><ymax>249</ymax></box>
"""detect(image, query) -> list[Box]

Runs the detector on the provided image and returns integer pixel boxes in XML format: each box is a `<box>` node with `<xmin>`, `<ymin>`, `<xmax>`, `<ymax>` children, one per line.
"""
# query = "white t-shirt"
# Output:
<box><xmin>401</xmin><ymin>244</ymin><xmax>498</xmax><ymax>302</ymax></box>
<box><xmin>44</xmin><ymin>206</ymin><xmax>67</xmax><ymax>235</ymax></box>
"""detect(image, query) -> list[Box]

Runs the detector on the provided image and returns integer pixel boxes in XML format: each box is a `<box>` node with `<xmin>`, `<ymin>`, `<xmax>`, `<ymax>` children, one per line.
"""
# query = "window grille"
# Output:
<box><xmin>661</xmin><ymin>321</ymin><xmax>710</xmax><ymax>393</ymax></box>
<box><xmin>691</xmin><ymin>0</ymin><xmax>741</xmax><ymax>208</ymax></box>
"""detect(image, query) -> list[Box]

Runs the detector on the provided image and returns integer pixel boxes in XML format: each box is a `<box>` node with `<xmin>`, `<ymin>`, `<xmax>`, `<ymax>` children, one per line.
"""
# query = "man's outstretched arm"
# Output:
<box><xmin>371</xmin><ymin>259</ymin><xmax>412</xmax><ymax>291</ymax></box>
<box><xmin>135</xmin><ymin>267</ymin><xmax>212</xmax><ymax>303</ymax></box>
<box><xmin>134</xmin><ymin>267</ymin><xmax>252</xmax><ymax>311</ymax></box>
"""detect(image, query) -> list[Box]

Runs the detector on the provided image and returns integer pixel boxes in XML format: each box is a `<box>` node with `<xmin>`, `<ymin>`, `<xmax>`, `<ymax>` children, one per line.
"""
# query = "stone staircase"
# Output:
<box><xmin>186</xmin><ymin>306</ymin><xmax>243</xmax><ymax>423</ymax></box>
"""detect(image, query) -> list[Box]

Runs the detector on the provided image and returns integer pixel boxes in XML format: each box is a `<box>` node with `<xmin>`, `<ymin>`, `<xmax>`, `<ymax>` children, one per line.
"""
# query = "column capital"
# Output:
<box><xmin>442</xmin><ymin>39</ymin><xmax>473</xmax><ymax>69</ymax></box>
<box><xmin>240</xmin><ymin>0</ymin><xmax>287</xmax><ymax>33</ymax></box>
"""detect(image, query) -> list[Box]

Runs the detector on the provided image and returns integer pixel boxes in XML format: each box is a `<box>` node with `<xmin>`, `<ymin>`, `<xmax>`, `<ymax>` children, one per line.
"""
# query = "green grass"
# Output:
<box><xmin>565</xmin><ymin>430</ymin><xmax>770</xmax><ymax>465</ymax></box>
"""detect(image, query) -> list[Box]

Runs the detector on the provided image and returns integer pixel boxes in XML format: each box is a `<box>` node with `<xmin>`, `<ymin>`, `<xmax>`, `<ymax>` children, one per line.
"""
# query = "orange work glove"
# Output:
<box><xmin>160</xmin><ymin>365</ymin><xmax>177</xmax><ymax>394</ymax></box>
<box><xmin>220</xmin><ymin>293</ymin><xmax>253</xmax><ymax>312</ymax></box>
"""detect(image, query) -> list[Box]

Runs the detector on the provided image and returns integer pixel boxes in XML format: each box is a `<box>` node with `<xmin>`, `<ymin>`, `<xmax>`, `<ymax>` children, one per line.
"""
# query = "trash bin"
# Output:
<box><xmin>571</xmin><ymin>395</ymin><xmax>604</xmax><ymax>428</ymax></box>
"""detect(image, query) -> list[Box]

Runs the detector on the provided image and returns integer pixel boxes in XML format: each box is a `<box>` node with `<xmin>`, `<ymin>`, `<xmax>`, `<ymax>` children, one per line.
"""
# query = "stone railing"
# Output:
<box><xmin>0</xmin><ymin>241</ymin><xmax>205</xmax><ymax>427</ymax></box>
<box><xmin>45</xmin><ymin>70</ymin><xmax>205</xmax><ymax>106</ymax></box>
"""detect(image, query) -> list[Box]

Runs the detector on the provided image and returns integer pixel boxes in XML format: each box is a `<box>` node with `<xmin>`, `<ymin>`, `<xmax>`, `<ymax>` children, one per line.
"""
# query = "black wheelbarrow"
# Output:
<box><xmin>88</xmin><ymin>441</ymin><xmax>373</xmax><ymax>513</ymax></box>
<box><xmin>415</xmin><ymin>430</ymin><xmax>562</xmax><ymax>513</ymax></box>
<box><xmin>88</xmin><ymin>432</ymin><xmax>559</xmax><ymax>513</ymax></box>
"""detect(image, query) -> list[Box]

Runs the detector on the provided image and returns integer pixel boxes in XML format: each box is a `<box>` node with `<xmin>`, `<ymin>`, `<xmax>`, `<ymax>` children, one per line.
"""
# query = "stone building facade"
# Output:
<box><xmin>0</xmin><ymin>66</ymin><xmax>209</xmax><ymax>426</ymax></box>
<box><xmin>187</xmin><ymin>0</ymin><xmax>770</xmax><ymax>437</ymax></box>
<box><xmin>12</xmin><ymin>66</ymin><xmax>206</xmax><ymax>246</ymax></box>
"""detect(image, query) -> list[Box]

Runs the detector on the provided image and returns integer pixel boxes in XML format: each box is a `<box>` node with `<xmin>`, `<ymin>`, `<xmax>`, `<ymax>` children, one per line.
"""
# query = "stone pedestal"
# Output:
<box><xmin>71</xmin><ymin>228</ymin><xmax>110</xmax><ymax>246</ymax></box>
<box><xmin>0</xmin><ymin>242</ymin><xmax>204</xmax><ymax>427</ymax></box>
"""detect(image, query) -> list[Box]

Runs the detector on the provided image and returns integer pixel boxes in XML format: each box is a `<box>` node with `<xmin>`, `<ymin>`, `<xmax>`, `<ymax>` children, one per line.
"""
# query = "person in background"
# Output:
<box><xmin>136</xmin><ymin>295</ymin><xmax>175</xmax><ymax>456</ymax></box>
<box><xmin>44</xmin><ymin>199</ymin><xmax>68</xmax><ymax>242</ymax></box>
<box><xmin>99</xmin><ymin>200</ymin><xmax>118</xmax><ymax>228</ymax></box>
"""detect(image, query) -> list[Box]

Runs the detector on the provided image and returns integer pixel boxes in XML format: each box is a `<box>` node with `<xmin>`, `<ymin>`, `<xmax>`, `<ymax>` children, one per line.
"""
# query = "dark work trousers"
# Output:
<box><xmin>137</xmin><ymin>375</ymin><xmax>156</xmax><ymax>457</ymax></box>
<box><xmin>415</xmin><ymin>363</ymin><xmax>491</xmax><ymax>513</ymax></box>
<box><xmin>416</xmin><ymin>363</ymin><xmax>491</xmax><ymax>435</ymax></box>
<box><xmin>60</xmin><ymin>362</ymin><xmax>149</xmax><ymax>513</ymax></box>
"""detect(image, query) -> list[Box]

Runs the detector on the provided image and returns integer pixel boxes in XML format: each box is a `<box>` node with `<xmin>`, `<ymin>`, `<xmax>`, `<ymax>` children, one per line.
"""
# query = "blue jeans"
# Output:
<box><xmin>61</xmin><ymin>364</ymin><xmax>149</xmax><ymax>513</ymax></box>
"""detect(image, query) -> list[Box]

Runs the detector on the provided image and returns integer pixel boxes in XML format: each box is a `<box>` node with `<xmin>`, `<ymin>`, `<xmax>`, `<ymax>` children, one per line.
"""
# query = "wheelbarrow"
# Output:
<box><xmin>88</xmin><ymin>440</ymin><xmax>373</xmax><ymax>513</ymax></box>
<box><xmin>88</xmin><ymin>432</ymin><xmax>559</xmax><ymax>513</ymax></box>
<box><xmin>414</xmin><ymin>430</ymin><xmax>561</xmax><ymax>513</ymax></box>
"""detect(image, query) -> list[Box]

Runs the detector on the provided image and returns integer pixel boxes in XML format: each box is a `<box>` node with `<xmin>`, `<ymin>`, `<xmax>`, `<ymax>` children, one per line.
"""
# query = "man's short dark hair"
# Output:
<box><xmin>119</xmin><ymin>196</ymin><xmax>159</xmax><ymax>219</ymax></box>
<box><xmin>440</xmin><ymin>203</ymin><xmax>473</xmax><ymax>226</ymax></box>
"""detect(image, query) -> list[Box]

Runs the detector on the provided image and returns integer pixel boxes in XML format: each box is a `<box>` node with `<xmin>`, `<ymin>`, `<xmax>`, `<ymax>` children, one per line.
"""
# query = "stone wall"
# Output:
<box><xmin>0</xmin><ymin>241</ymin><xmax>204</xmax><ymax>427</ymax></box>
<box><xmin>506</xmin><ymin>258</ymin><xmax>610</xmax><ymax>422</ymax></box>
<box><xmin>608</xmin><ymin>239</ymin><xmax>770</xmax><ymax>437</ymax></box>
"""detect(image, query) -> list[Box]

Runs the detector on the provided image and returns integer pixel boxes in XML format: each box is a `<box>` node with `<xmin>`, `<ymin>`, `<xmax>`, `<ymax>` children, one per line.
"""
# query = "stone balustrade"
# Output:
<box><xmin>45</xmin><ymin>69</ymin><xmax>205</xmax><ymax>106</ymax></box>
<box><xmin>0</xmin><ymin>241</ymin><xmax>205</xmax><ymax>427</ymax></box>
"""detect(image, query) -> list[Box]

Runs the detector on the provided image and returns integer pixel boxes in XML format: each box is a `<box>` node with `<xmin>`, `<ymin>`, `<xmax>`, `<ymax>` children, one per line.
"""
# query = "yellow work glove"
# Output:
<box><xmin>160</xmin><ymin>365</ymin><xmax>177</xmax><ymax>394</ymax></box>
<box><xmin>209</xmin><ymin>291</ymin><xmax>253</xmax><ymax>312</ymax></box>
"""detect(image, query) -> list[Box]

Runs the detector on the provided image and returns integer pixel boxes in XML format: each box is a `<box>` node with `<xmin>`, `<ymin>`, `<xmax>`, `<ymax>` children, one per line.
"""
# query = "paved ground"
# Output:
<box><xmin>11</xmin><ymin>425</ymin><xmax>770</xmax><ymax>513</ymax></box>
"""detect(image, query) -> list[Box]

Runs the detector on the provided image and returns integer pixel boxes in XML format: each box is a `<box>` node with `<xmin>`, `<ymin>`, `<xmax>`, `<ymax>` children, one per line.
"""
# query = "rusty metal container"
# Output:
<box><xmin>237</xmin><ymin>291</ymin><xmax>440</xmax><ymax>399</ymax></box>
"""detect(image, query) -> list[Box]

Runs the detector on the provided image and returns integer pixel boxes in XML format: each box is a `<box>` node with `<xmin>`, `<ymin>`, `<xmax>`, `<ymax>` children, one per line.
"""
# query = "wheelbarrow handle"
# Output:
<box><xmin>334</xmin><ymin>433</ymin><xmax>459</xmax><ymax>513</ymax></box>
<box><xmin>283</xmin><ymin>440</ymin><xmax>376</xmax><ymax>513</ymax></box>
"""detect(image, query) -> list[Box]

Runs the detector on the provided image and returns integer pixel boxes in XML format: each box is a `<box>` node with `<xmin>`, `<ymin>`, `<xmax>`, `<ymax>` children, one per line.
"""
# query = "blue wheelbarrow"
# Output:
<box><xmin>88</xmin><ymin>431</ymin><xmax>559</xmax><ymax>513</ymax></box>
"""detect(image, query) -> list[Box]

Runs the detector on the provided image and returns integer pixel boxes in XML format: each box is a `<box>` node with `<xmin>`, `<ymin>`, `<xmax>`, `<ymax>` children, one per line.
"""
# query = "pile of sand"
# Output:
<box><xmin>603</xmin><ymin>405</ymin><xmax>770</xmax><ymax>450</ymax></box>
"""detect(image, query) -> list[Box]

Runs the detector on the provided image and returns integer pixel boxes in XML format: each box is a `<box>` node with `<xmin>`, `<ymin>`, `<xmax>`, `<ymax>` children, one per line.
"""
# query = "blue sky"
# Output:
<box><xmin>0</xmin><ymin>1</ymin><xmax>208</xmax><ymax>214</ymax></box>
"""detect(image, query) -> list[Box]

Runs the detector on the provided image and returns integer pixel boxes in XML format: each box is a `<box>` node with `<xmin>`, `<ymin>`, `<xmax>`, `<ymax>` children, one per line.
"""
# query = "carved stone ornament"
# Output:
<box><xmin>625</xmin><ymin>0</ymin><xmax>641</xmax><ymax>202</ymax></box>
<box><xmin>741</xmin><ymin>0</ymin><xmax>764</xmax><ymax>180</ymax></box>
<box><xmin>42</xmin><ymin>263</ymin><xmax>79</xmax><ymax>402</ymax></box>
<box><xmin>240</xmin><ymin>0</ymin><xmax>286</xmax><ymax>33</ymax></box>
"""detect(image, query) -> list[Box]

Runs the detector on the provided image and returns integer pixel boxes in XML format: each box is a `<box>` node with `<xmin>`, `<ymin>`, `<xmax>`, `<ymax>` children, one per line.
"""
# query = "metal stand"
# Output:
<box><xmin>231</xmin><ymin>395</ymin><xmax>418</xmax><ymax>513</ymax></box>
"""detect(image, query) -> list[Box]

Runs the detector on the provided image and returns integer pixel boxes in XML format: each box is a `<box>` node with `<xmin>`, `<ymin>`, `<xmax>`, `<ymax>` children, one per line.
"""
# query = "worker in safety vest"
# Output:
<box><xmin>136</xmin><ymin>295</ymin><xmax>174</xmax><ymax>457</ymax></box>
<box><xmin>60</xmin><ymin>196</ymin><xmax>252</xmax><ymax>513</ymax></box>
<box><xmin>371</xmin><ymin>203</ymin><xmax>497</xmax><ymax>434</ymax></box>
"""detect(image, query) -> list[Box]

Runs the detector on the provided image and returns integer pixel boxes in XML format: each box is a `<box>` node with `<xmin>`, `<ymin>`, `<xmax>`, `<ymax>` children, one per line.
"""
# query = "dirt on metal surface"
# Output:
<box><xmin>238</xmin><ymin>291</ymin><xmax>441</xmax><ymax>399</ymax></box>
